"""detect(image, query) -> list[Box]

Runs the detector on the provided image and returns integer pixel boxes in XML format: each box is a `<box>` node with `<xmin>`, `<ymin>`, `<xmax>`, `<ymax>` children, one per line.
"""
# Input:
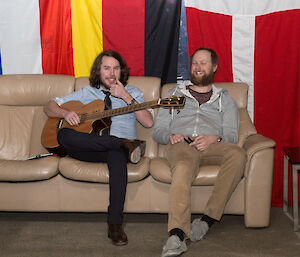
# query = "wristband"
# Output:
<box><xmin>128</xmin><ymin>98</ymin><xmax>136</xmax><ymax>105</ymax></box>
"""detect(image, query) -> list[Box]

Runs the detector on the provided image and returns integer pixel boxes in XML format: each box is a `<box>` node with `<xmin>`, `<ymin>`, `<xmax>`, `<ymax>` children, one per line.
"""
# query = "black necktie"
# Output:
<box><xmin>101</xmin><ymin>90</ymin><xmax>112</xmax><ymax>135</ymax></box>
<box><xmin>102</xmin><ymin>90</ymin><xmax>112</xmax><ymax>110</ymax></box>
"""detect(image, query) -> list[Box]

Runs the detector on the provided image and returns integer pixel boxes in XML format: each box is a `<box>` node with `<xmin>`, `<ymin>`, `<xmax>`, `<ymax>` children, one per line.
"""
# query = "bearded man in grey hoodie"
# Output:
<box><xmin>152</xmin><ymin>48</ymin><xmax>246</xmax><ymax>257</ymax></box>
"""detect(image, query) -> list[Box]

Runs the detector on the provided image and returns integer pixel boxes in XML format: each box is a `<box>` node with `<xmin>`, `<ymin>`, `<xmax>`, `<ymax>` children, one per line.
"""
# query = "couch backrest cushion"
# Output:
<box><xmin>128</xmin><ymin>77</ymin><xmax>161</xmax><ymax>159</ymax></box>
<box><xmin>75</xmin><ymin>76</ymin><xmax>161</xmax><ymax>159</ymax></box>
<box><xmin>215</xmin><ymin>82</ymin><xmax>256</xmax><ymax>146</ymax></box>
<box><xmin>0</xmin><ymin>74</ymin><xmax>75</xmax><ymax>106</ymax></box>
<box><xmin>0</xmin><ymin>75</ymin><xmax>75</xmax><ymax>160</ymax></box>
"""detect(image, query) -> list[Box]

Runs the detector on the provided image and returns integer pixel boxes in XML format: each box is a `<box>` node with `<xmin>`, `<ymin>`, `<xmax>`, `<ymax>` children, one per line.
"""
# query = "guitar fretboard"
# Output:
<box><xmin>79</xmin><ymin>99</ymin><xmax>159</xmax><ymax>123</ymax></box>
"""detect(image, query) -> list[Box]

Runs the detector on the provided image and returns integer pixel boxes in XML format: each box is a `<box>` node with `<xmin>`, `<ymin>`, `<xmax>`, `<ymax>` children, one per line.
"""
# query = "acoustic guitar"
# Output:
<box><xmin>41</xmin><ymin>96</ymin><xmax>185</xmax><ymax>156</ymax></box>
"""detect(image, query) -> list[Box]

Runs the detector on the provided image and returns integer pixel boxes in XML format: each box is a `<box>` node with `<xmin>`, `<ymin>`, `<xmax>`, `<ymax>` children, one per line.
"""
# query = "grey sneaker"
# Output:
<box><xmin>190</xmin><ymin>219</ymin><xmax>209</xmax><ymax>242</ymax></box>
<box><xmin>161</xmin><ymin>235</ymin><xmax>187</xmax><ymax>257</ymax></box>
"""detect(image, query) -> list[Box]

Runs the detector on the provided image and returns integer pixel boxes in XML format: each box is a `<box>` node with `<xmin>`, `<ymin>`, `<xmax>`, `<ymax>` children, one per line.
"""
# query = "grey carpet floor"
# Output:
<box><xmin>0</xmin><ymin>207</ymin><xmax>299</xmax><ymax>257</ymax></box>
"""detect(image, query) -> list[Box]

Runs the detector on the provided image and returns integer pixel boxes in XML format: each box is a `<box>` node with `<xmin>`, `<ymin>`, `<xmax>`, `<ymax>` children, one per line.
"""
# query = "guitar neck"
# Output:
<box><xmin>80</xmin><ymin>99</ymin><xmax>160</xmax><ymax>122</ymax></box>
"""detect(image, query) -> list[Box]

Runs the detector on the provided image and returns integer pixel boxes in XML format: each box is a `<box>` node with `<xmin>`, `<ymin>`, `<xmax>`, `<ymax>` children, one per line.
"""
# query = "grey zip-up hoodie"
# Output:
<box><xmin>152</xmin><ymin>81</ymin><xmax>239</xmax><ymax>145</ymax></box>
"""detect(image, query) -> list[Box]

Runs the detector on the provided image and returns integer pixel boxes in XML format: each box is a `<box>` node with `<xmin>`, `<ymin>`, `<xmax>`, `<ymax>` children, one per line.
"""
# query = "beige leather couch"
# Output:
<box><xmin>0</xmin><ymin>74</ymin><xmax>275</xmax><ymax>228</ymax></box>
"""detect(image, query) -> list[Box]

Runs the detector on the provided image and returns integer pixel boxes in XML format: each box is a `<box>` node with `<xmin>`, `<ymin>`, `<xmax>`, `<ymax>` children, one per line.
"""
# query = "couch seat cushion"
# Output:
<box><xmin>0</xmin><ymin>157</ymin><xmax>59</xmax><ymax>182</ymax></box>
<box><xmin>149</xmin><ymin>157</ymin><xmax>220</xmax><ymax>186</ymax></box>
<box><xmin>59</xmin><ymin>156</ymin><xmax>150</xmax><ymax>183</ymax></box>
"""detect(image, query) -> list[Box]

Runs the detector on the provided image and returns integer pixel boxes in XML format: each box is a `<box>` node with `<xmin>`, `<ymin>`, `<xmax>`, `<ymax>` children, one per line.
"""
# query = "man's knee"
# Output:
<box><xmin>225</xmin><ymin>145</ymin><xmax>246</xmax><ymax>162</ymax></box>
<box><xmin>171</xmin><ymin>160</ymin><xmax>197</xmax><ymax>185</ymax></box>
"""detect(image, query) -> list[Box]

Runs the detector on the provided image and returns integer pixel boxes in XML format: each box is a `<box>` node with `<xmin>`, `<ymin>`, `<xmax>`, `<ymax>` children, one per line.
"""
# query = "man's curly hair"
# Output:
<box><xmin>89</xmin><ymin>50</ymin><xmax>130</xmax><ymax>88</ymax></box>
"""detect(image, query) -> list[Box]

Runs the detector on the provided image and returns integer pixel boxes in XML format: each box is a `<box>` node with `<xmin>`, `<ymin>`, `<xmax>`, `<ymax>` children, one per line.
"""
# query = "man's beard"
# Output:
<box><xmin>100</xmin><ymin>76</ymin><xmax>116</xmax><ymax>90</ymax></box>
<box><xmin>190</xmin><ymin>70</ymin><xmax>214</xmax><ymax>86</ymax></box>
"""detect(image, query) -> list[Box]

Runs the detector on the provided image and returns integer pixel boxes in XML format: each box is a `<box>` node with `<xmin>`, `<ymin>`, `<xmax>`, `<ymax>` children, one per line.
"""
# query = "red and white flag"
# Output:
<box><xmin>185</xmin><ymin>0</ymin><xmax>300</xmax><ymax>207</ymax></box>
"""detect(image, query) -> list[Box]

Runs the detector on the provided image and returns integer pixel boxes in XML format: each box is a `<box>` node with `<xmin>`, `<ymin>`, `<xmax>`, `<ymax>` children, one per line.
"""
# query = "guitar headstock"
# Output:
<box><xmin>159</xmin><ymin>96</ymin><xmax>186</xmax><ymax>107</ymax></box>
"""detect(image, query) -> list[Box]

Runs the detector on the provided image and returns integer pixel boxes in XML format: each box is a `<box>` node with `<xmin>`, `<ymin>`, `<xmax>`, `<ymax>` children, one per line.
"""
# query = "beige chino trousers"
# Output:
<box><xmin>166</xmin><ymin>141</ymin><xmax>246</xmax><ymax>237</ymax></box>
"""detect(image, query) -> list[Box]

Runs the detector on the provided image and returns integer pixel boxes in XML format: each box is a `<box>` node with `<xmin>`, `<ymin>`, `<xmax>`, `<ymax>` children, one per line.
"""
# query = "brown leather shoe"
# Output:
<box><xmin>122</xmin><ymin>139</ymin><xmax>146</xmax><ymax>164</ymax></box>
<box><xmin>108</xmin><ymin>224</ymin><xmax>128</xmax><ymax>246</ymax></box>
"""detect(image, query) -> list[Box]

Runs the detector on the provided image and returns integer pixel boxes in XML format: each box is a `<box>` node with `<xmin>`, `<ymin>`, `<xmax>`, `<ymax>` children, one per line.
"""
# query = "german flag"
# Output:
<box><xmin>37</xmin><ymin>0</ymin><xmax>181</xmax><ymax>84</ymax></box>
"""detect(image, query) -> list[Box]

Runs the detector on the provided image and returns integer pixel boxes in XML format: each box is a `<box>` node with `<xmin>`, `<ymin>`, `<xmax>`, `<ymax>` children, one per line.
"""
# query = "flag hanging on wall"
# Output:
<box><xmin>0</xmin><ymin>0</ymin><xmax>180</xmax><ymax>84</ymax></box>
<box><xmin>184</xmin><ymin>0</ymin><xmax>300</xmax><ymax>207</ymax></box>
<box><xmin>39</xmin><ymin>0</ymin><xmax>74</xmax><ymax>76</ymax></box>
<box><xmin>145</xmin><ymin>0</ymin><xmax>181</xmax><ymax>84</ymax></box>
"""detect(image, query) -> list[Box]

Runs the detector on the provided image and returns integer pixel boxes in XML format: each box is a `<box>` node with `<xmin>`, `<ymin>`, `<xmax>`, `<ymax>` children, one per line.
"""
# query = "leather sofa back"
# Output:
<box><xmin>0</xmin><ymin>75</ymin><xmax>75</xmax><ymax>160</ymax></box>
<box><xmin>0</xmin><ymin>74</ymin><xmax>75</xmax><ymax>105</ymax></box>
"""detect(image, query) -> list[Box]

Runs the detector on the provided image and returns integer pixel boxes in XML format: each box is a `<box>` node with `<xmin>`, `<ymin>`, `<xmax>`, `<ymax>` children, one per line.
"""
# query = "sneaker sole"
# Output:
<box><xmin>162</xmin><ymin>250</ymin><xmax>186</xmax><ymax>257</ymax></box>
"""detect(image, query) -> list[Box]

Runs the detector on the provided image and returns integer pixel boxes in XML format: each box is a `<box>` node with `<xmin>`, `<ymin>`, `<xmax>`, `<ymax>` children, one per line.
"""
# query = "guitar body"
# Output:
<box><xmin>41</xmin><ymin>100</ymin><xmax>111</xmax><ymax>155</ymax></box>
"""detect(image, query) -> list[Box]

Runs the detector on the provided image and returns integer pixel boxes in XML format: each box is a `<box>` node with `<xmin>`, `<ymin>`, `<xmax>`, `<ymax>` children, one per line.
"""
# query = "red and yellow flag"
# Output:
<box><xmin>39</xmin><ymin>0</ymin><xmax>145</xmax><ymax>77</ymax></box>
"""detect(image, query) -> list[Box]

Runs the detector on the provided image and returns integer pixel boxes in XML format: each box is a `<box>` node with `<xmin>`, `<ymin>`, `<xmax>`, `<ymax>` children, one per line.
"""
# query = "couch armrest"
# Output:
<box><xmin>242</xmin><ymin>134</ymin><xmax>275</xmax><ymax>227</ymax></box>
<box><xmin>243</xmin><ymin>134</ymin><xmax>276</xmax><ymax>177</ymax></box>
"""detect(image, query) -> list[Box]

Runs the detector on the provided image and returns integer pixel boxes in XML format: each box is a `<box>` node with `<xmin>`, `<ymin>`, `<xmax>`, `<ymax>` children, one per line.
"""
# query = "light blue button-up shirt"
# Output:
<box><xmin>53</xmin><ymin>84</ymin><xmax>153</xmax><ymax>139</ymax></box>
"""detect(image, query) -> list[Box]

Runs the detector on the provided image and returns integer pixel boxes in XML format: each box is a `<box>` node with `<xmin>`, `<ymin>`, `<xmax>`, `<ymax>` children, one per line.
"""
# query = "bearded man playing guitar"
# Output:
<box><xmin>43</xmin><ymin>50</ymin><xmax>154</xmax><ymax>246</ymax></box>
